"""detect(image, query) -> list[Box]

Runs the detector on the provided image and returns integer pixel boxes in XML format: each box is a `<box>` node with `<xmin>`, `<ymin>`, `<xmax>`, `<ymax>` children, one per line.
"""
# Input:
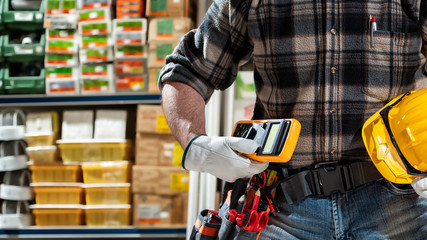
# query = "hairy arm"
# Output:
<box><xmin>161</xmin><ymin>81</ymin><xmax>207</xmax><ymax>148</ymax></box>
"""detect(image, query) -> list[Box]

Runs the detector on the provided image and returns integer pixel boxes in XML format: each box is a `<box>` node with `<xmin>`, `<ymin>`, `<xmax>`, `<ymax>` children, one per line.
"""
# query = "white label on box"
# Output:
<box><xmin>68</xmin><ymin>59</ymin><xmax>76</xmax><ymax>65</ymax></box>
<box><xmin>164</xmin><ymin>150</ymin><xmax>172</xmax><ymax>157</ymax></box>
<box><xmin>59</xmin><ymin>31</ymin><xmax>69</xmax><ymax>37</ymax></box>
<box><xmin>26</xmin><ymin>112</ymin><xmax>53</xmax><ymax>133</ymax></box>
<box><xmin>49</xmin><ymin>73</ymin><xmax>57</xmax><ymax>78</ymax></box>
<box><xmin>89</xmin><ymin>43</ymin><xmax>96</xmax><ymax>48</ymax></box>
<box><xmin>160</xmin><ymin>211</ymin><xmax>170</xmax><ymax>219</ymax></box>
<box><xmin>124</xmin><ymin>39</ymin><xmax>130</xmax><ymax>44</ymax></box>
<box><xmin>68</xmin><ymin>47</ymin><xmax>74</xmax><ymax>52</ymax></box>
<box><xmin>138</xmin><ymin>205</ymin><xmax>161</xmax><ymax>219</ymax></box>
<box><xmin>173</xmin><ymin>0</ymin><xmax>181</xmax><ymax>2</ymax></box>
<box><xmin>94</xmin><ymin>3</ymin><xmax>101</xmax><ymax>8</ymax></box>
<box><xmin>94</xmin><ymin>110</ymin><xmax>127</xmax><ymax>139</ymax></box>
<box><xmin>95</xmin><ymin>66</ymin><xmax>103</xmax><ymax>72</ymax></box>
<box><xmin>14</xmin><ymin>13</ymin><xmax>33</xmax><ymax>21</ymax></box>
<box><xmin>62</xmin><ymin>110</ymin><xmax>94</xmax><ymax>139</ymax></box>
<box><xmin>92</xmin><ymin>29</ymin><xmax>99</xmax><ymax>35</ymax></box>
<box><xmin>89</xmin><ymin>12</ymin><xmax>98</xmax><ymax>19</ymax></box>
<box><xmin>52</xmin><ymin>9</ymin><xmax>60</xmax><ymax>15</ymax></box>
<box><xmin>14</xmin><ymin>46</ymin><xmax>33</xmax><ymax>55</ymax></box>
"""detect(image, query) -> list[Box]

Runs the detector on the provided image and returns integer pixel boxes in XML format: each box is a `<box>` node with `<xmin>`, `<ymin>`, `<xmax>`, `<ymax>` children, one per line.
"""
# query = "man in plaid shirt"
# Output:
<box><xmin>159</xmin><ymin>0</ymin><xmax>427</xmax><ymax>239</ymax></box>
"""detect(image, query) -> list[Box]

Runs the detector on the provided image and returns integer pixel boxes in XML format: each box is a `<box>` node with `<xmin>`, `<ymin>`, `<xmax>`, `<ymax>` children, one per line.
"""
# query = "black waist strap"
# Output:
<box><xmin>275</xmin><ymin>161</ymin><xmax>383</xmax><ymax>204</ymax></box>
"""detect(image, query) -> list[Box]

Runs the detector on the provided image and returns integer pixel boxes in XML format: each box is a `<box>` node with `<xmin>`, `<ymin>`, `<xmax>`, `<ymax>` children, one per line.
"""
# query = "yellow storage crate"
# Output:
<box><xmin>31</xmin><ymin>205</ymin><xmax>84</xmax><ymax>226</ymax></box>
<box><xmin>32</xmin><ymin>183</ymin><xmax>84</xmax><ymax>204</ymax></box>
<box><xmin>25</xmin><ymin>134</ymin><xmax>58</xmax><ymax>147</ymax></box>
<box><xmin>29</xmin><ymin>164</ymin><xmax>82</xmax><ymax>183</ymax></box>
<box><xmin>84</xmin><ymin>205</ymin><xmax>131</xmax><ymax>226</ymax></box>
<box><xmin>81</xmin><ymin>161</ymin><xmax>131</xmax><ymax>183</ymax></box>
<box><xmin>84</xmin><ymin>183</ymin><xmax>131</xmax><ymax>205</ymax></box>
<box><xmin>57</xmin><ymin>140</ymin><xmax>134</xmax><ymax>162</ymax></box>
<box><xmin>26</xmin><ymin>146</ymin><xmax>59</xmax><ymax>164</ymax></box>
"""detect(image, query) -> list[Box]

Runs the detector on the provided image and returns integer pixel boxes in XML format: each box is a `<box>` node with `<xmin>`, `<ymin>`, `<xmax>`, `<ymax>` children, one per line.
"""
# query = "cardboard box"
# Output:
<box><xmin>146</xmin><ymin>0</ymin><xmax>191</xmax><ymax>18</ymax></box>
<box><xmin>133</xmin><ymin>193</ymin><xmax>186</xmax><ymax>226</ymax></box>
<box><xmin>136</xmin><ymin>105</ymin><xmax>171</xmax><ymax>134</ymax></box>
<box><xmin>135</xmin><ymin>133</ymin><xmax>183</xmax><ymax>166</ymax></box>
<box><xmin>132</xmin><ymin>166</ymin><xmax>189</xmax><ymax>195</ymax></box>
<box><xmin>148</xmin><ymin>67</ymin><xmax>161</xmax><ymax>94</ymax></box>
<box><xmin>147</xmin><ymin>39</ymin><xmax>180</xmax><ymax>68</ymax></box>
<box><xmin>148</xmin><ymin>17</ymin><xmax>193</xmax><ymax>41</ymax></box>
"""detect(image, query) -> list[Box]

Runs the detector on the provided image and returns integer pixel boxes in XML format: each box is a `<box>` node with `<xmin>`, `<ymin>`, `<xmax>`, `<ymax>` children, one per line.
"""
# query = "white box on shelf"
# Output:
<box><xmin>113</xmin><ymin>18</ymin><xmax>147</xmax><ymax>33</ymax></box>
<box><xmin>79</xmin><ymin>20</ymin><xmax>112</xmax><ymax>36</ymax></box>
<box><xmin>80</xmin><ymin>78</ymin><xmax>115</xmax><ymax>95</ymax></box>
<box><xmin>94</xmin><ymin>110</ymin><xmax>127</xmax><ymax>139</ymax></box>
<box><xmin>79</xmin><ymin>47</ymin><xmax>113</xmax><ymax>64</ymax></box>
<box><xmin>46</xmin><ymin>78</ymin><xmax>80</xmax><ymax>96</ymax></box>
<box><xmin>62</xmin><ymin>110</ymin><xmax>94</xmax><ymax>139</ymax></box>
<box><xmin>79</xmin><ymin>63</ymin><xmax>113</xmax><ymax>79</ymax></box>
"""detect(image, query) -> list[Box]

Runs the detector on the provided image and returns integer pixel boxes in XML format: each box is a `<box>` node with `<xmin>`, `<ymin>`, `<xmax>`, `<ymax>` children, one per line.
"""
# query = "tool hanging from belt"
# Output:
<box><xmin>273</xmin><ymin>161</ymin><xmax>383</xmax><ymax>204</ymax></box>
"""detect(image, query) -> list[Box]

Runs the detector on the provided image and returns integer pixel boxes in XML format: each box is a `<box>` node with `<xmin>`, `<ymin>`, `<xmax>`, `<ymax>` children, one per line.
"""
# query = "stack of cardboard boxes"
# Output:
<box><xmin>145</xmin><ymin>0</ymin><xmax>194</xmax><ymax>93</ymax></box>
<box><xmin>133</xmin><ymin>104</ymin><xmax>188</xmax><ymax>227</ymax></box>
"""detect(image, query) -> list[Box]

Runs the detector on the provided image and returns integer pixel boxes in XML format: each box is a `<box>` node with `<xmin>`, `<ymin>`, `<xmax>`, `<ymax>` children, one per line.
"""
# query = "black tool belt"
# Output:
<box><xmin>274</xmin><ymin>161</ymin><xmax>383</xmax><ymax>204</ymax></box>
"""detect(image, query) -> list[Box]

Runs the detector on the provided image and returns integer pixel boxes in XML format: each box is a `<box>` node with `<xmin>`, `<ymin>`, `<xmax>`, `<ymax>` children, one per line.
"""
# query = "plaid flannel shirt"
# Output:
<box><xmin>159</xmin><ymin>0</ymin><xmax>427</xmax><ymax>168</ymax></box>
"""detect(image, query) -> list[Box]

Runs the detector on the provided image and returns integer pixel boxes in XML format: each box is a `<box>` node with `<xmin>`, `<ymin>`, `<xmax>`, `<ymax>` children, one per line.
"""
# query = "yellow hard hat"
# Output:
<box><xmin>362</xmin><ymin>89</ymin><xmax>427</xmax><ymax>184</ymax></box>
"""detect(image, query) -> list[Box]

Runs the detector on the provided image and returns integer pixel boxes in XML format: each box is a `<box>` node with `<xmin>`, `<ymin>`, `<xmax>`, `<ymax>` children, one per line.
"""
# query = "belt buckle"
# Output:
<box><xmin>311</xmin><ymin>162</ymin><xmax>353</xmax><ymax>196</ymax></box>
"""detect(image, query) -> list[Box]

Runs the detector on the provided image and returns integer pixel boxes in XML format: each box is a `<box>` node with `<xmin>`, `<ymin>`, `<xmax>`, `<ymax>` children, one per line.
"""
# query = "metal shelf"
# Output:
<box><xmin>0</xmin><ymin>94</ymin><xmax>162</xmax><ymax>107</ymax></box>
<box><xmin>0</xmin><ymin>226</ymin><xmax>186</xmax><ymax>239</ymax></box>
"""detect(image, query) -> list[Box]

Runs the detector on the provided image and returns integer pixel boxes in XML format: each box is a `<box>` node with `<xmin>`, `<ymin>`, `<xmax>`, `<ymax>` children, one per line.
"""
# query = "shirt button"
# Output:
<box><xmin>329</xmin><ymin>148</ymin><xmax>336</xmax><ymax>155</ymax></box>
<box><xmin>331</xmin><ymin>67</ymin><xmax>337</xmax><ymax>74</ymax></box>
<box><xmin>329</xmin><ymin>107</ymin><xmax>336</xmax><ymax>113</ymax></box>
<box><xmin>331</xmin><ymin>28</ymin><xmax>337</xmax><ymax>35</ymax></box>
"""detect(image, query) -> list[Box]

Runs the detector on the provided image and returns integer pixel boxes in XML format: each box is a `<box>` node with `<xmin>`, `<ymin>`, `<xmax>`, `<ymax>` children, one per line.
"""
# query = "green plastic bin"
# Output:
<box><xmin>2</xmin><ymin>0</ymin><xmax>45</xmax><ymax>30</ymax></box>
<box><xmin>3</xmin><ymin>63</ymin><xmax>45</xmax><ymax>94</ymax></box>
<box><xmin>3</xmin><ymin>32</ymin><xmax>45</xmax><ymax>58</ymax></box>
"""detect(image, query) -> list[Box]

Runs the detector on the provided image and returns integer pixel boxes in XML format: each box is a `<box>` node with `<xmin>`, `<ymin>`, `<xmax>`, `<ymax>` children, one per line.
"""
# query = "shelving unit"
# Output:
<box><xmin>0</xmin><ymin>93</ymin><xmax>161</xmax><ymax>106</ymax></box>
<box><xmin>0</xmin><ymin>226</ymin><xmax>186</xmax><ymax>239</ymax></box>
<box><xmin>0</xmin><ymin>1</ymin><xmax>214</xmax><ymax>239</ymax></box>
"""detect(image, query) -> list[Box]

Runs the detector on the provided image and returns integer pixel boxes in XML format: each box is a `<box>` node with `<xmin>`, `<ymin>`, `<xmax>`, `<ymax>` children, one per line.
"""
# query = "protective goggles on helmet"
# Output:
<box><xmin>362</xmin><ymin>90</ymin><xmax>427</xmax><ymax>184</ymax></box>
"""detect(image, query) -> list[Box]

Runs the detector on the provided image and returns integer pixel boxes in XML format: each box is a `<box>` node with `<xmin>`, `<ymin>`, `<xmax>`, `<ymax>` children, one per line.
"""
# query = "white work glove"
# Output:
<box><xmin>411</xmin><ymin>176</ymin><xmax>427</xmax><ymax>198</ymax></box>
<box><xmin>183</xmin><ymin>135</ymin><xmax>269</xmax><ymax>182</ymax></box>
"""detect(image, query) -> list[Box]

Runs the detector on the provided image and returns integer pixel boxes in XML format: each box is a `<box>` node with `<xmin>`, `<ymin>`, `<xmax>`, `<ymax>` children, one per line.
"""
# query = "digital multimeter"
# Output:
<box><xmin>231</xmin><ymin>119</ymin><xmax>301</xmax><ymax>163</ymax></box>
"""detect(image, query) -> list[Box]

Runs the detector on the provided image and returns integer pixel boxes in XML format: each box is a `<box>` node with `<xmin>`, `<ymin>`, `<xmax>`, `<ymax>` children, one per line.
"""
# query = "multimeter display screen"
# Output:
<box><xmin>264</xmin><ymin>123</ymin><xmax>280</xmax><ymax>153</ymax></box>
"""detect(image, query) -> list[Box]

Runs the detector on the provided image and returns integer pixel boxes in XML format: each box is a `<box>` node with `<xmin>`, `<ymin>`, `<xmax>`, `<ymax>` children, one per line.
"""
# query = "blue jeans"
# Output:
<box><xmin>259</xmin><ymin>179</ymin><xmax>427</xmax><ymax>240</ymax></box>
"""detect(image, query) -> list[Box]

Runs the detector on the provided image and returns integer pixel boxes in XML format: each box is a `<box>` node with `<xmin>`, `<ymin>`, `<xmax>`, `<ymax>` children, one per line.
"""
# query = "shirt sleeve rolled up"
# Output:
<box><xmin>158</xmin><ymin>0</ymin><xmax>253</xmax><ymax>102</ymax></box>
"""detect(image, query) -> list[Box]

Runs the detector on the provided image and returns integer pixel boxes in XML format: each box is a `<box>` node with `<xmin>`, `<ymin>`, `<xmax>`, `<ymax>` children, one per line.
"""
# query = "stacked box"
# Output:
<box><xmin>45</xmin><ymin>28</ymin><xmax>79</xmax><ymax>95</ymax></box>
<box><xmin>1</xmin><ymin>0</ymin><xmax>46</xmax><ymax>95</ymax></box>
<box><xmin>44</xmin><ymin>0</ymin><xmax>80</xmax><ymax>95</ymax></box>
<box><xmin>77</xmin><ymin>7</ymin><xmax>114</xmax><ymax>94</ymax></box>
<box><xmin>146</xmin><ymin>0</ymin><xmax>194</xmax><ymax>18</ymax></box>
<box><xmin>147</xmin><ymin>17</ymin><xmax>193</xmax><ymax>93</ymax></box>
<box><xmin>78</xmin><ymin>0</ymin><xmax>111</xmax><ymax>10</ymax></box>
<box><xmin>113</xmin><ymin>19</ymin><xmax>148</xmax><ymax>93</ymax></box>
<box><xmin>116</xmin><ymin>0</ymin><xmax>145</xmax><ymax>19</ymax></box>
<box><xmin>132</xmin><ymin>104</ymin><xmax>188</xmax><ymax>227</ymax></box>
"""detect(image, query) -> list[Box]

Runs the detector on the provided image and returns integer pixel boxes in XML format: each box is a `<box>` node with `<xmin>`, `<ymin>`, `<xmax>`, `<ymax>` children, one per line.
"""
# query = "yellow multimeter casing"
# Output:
<box><xmin>231</xmin><ymin>119</ymin><xmax>301</xmax><ymax>163</ymax></box>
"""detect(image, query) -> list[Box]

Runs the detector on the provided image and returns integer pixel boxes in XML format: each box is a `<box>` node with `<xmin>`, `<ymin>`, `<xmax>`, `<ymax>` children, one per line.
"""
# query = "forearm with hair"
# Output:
<box><xmin>161</xmin><ymin>81</ymin><xmax>207</xmax><ymax>148</ymax></box>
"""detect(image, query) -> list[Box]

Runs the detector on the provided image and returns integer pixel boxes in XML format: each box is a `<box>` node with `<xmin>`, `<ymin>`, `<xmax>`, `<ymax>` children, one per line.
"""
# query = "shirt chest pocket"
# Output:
<box><xmin>361</xmin><ymin>30</ymin><xmax>423</xmax><ymax>102</ymax></box>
